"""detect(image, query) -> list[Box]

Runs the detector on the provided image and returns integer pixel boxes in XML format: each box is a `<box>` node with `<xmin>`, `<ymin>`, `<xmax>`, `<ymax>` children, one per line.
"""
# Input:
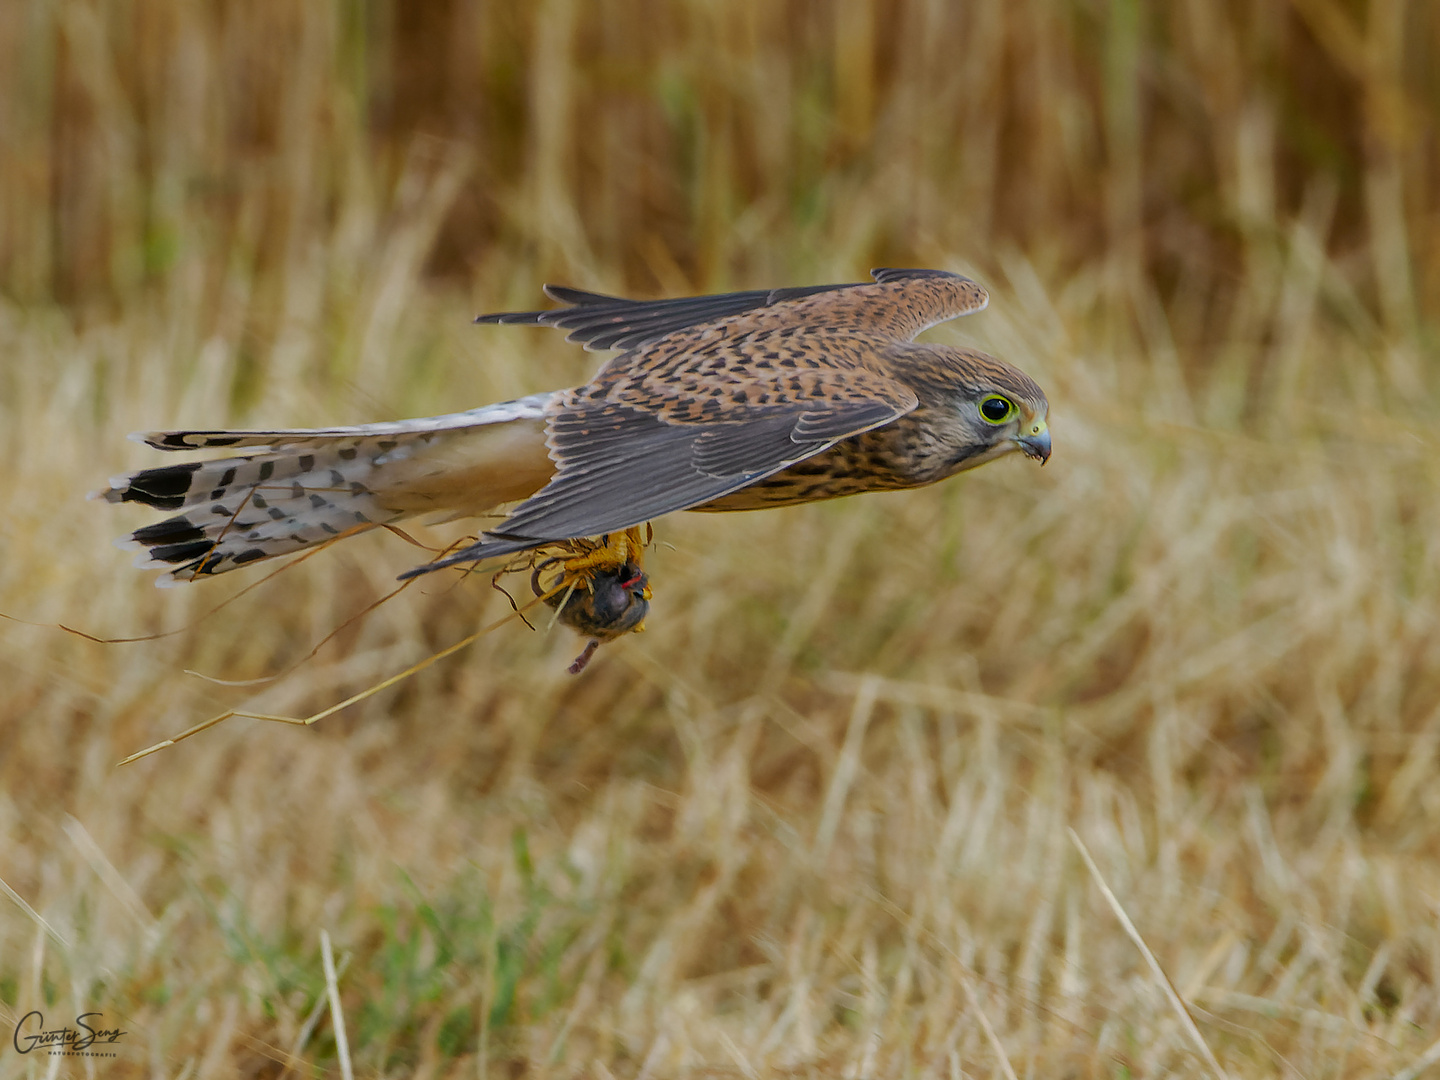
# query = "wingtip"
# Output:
<box><xmin>396</xmin><ymin>560</ymin><xmax>446</xmax><ymax>581</ymax></box>
<box><xmin>397</xmin><ymin>536</ymin><xmax>522</xmax><ymax>579</ymax></box>
<box><xmin>397</xmin><ymin>552</ymin><xmax>465</xmax><ymax>580</ymax></box>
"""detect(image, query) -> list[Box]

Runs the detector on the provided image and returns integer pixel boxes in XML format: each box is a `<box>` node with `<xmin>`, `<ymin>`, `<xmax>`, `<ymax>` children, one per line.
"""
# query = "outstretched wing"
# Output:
<box><xmin>405</xmin><ymin>344</ymin><xmax>918</xmax><ymax>575</ymax></box>
<box><xmin>475</xmin><ymin>267</ymin><xmax>987</xmax><ymax>351</ymax></box>
<box><xmin>406</xmin><ymin>270</ymin><xmax>987</xmax><ymax>574</ymax></box>
<box><xmin>476</xmin><ymin>282</ymin><xmax>862</xmax><ymax>351</ymax></box>
<box><xmin>499</xmin><ymin>387</ymin><xmax>906</xmax><ymax>540</ymax></box>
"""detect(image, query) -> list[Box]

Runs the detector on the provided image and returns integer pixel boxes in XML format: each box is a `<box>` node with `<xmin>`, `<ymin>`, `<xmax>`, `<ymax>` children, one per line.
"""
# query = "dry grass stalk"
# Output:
<box><xmin>1070</xmin><ymin>828</ymin><xmax>1228</xmax><ymax>1079</ymax></box>
<box><xmin>320</xmin><ymin>929</ymin><xmax>354</xmax><ymax>1080</ymax></box>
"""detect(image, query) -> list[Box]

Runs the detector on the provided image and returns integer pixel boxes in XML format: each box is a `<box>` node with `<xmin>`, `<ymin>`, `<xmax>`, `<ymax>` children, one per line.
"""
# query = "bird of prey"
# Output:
<box><xmin>98</xmin><ymin>268</ymin><xmax>1051</xmax><ymax>586</ymax></box>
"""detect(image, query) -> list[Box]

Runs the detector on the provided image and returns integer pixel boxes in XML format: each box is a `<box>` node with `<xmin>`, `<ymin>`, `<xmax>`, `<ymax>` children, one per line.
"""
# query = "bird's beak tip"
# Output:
<box><xmin>1016</xmin><ymin>428</ymin><xmax>1051</xmax><ymax>465</ymax></box>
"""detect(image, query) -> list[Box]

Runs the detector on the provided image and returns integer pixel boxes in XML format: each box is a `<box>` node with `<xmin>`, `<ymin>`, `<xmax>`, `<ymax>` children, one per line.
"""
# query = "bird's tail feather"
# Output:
<box><xmin>98</xmin><ymin>395</ymin><xmax>556</xmax><ymax>585</ymax></box>
<box><xmin>100</xmin><ymin>437</ymin><xmax>406</xmax><ymax>584</ymax></box>
<box><xmin>129</xmin><ymin>395</ymin><xmax>551</xmax><ymax>451</ymax></box>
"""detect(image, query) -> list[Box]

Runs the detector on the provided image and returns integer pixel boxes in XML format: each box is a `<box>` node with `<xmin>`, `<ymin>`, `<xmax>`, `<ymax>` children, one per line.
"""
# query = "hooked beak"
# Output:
<box><xmin>1015</xmin><ymin>421</ymin><xmax>1051</xmax><ymax>464</ymax></box>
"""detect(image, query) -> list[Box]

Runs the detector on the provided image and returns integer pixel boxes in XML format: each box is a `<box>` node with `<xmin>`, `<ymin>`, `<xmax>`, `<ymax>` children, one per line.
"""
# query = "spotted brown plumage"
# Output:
<box><xmin>99</xmin><ymin>269</ymin><xmax>1050</xmax><ymax>585</ymax></box>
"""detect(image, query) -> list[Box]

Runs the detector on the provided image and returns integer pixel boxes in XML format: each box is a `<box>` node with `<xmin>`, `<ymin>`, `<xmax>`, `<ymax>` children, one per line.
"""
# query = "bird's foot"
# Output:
<box><xmin>556</xmin><ymin>526</ymin><xmax>651</xmax><ymax>588</ymax></box>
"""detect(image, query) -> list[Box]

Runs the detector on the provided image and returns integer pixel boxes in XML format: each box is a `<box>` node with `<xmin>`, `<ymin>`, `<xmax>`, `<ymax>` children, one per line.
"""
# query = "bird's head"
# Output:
<box><xmin>902</xmin><ymin>344</ymin><xmax>1051</xmax><ymax>476</ymax></box>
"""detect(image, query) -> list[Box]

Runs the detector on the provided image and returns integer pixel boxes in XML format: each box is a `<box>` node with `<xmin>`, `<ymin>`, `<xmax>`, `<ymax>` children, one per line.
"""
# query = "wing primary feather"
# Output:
<box><xmin>473</xmin><ymin>282</ymin><xmax>866</xmax><ymax>348</ymax></box>
<box><xmin>473</xmin><ymin>272</ymin><xmax>985</xmax><ymax>347</ymax></box>
<box><xmin>541</xmin><ymin>285</ymin><xmax>628</xmax><ymax>305</ymax></box>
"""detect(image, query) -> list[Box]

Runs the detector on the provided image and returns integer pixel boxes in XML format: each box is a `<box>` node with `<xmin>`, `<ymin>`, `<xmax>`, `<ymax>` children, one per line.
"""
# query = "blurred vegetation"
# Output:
<box><xmin>6</xmin><ymin>2</ymin><xmax>1437</xmax><ymax>331</ymax></box>
<box><xmin>4</xmin><ymin>1</ymin><xmax>1440</xmax><ymax>1077</ymax></box>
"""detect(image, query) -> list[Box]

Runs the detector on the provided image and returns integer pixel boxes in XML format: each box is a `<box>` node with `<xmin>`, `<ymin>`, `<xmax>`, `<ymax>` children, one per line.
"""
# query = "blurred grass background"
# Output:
<box><xmin>3</xmin><ymin>1</ymin><xmax>1440</xmax><ymax>1076</ymax></box>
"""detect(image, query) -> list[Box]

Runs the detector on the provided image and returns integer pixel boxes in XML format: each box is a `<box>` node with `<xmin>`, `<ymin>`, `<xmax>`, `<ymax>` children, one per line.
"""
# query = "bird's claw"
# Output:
<box><xmin>521</xmin><ymin>526</ymin><xmax>653</xmax><ymax>671</ymax></box>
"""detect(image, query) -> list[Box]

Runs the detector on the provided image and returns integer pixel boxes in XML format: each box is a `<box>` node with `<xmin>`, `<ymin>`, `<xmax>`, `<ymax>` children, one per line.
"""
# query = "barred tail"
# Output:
<box><xmin>96</xmin><ymin>395</ymin><xmax>556</xmax><ymax>585</ymax></box>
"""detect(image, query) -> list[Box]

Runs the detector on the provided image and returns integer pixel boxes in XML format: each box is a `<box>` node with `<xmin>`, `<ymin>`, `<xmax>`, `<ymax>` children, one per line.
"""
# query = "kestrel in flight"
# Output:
<box><xmin>99</xmin><ymin>268</ymin><xmax>1051</xmax><ymax>586</ymax></box>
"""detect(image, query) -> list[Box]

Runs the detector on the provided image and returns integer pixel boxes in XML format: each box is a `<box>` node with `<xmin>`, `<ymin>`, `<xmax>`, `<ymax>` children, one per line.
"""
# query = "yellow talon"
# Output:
<box><xmin>517</xmin><ymin>526</ymin><xmax>653</xmax><ymax>666</ymax></box>
<box><xmin>558</xmin><ymin>526</ymin><xmax>647</xmax><ymax>582</ymax></box>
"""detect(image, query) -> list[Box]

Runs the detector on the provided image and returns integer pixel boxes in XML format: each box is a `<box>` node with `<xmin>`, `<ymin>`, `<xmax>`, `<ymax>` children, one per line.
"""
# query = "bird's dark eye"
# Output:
<box><xmin>978</xmin><ymin>395</ymin><xmax>1015</xmax><ymax>424</ymax></box>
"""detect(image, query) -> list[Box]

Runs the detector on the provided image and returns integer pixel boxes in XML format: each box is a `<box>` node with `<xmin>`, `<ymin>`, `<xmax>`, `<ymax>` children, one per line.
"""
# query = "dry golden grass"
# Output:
<box><xmin>4</xmin><ymin>2</ymin><xmax>1440</xmax><ymax>1077</ymax></box>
